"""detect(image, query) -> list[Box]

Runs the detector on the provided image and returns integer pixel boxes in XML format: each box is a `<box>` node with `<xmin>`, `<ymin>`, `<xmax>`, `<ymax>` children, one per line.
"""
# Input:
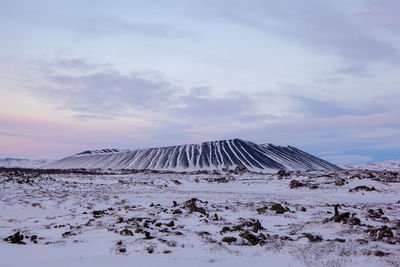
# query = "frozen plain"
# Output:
<box><xmin>1</xmin><ymin>168</ymin><xmax>399</xmax><ymax>267</ymax></box>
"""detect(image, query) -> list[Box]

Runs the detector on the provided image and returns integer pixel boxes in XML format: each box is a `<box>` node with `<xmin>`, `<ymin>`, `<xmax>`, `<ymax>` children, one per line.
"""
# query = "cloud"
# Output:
<box><xmin>61</xmin><ymin>14</ymin><xmax>196</xmax><ymax>39</ymax></box>
<box><xmin>336</xmin><ymin>64</ymin><xmax>370</xmax><ymax>77</ymax></box>
<box><xmin>28</xmin><ymin>61</ymin><xmax>180</xmax><ymax>119</ymax></box>
<box><xmin>8</xmin><ymin>56</ymin><xmax>400</xmax><ymax>162</ymax></box>
<box><xmin>292</xmin><ymin>95</ymin><xmax>385</xmax><ymax>118</ymax></box>
<box><xmin>206</xmin><ymin>0</ymin><xmax>400</xmax><ymax>65</ymax></box>
<box><xmin>170</xmin><ymin>88</ymin><xmax>263</xmax><ymax>122</ymax></box>
<box><xmin>0</xmin><ymin>2</ymin><xmax>196</xmax><ymax>40</ymax></box>
<box><xmin>49</xmin><ymin>58</ymin><xmax>111</xmax><ymax>71</ymax></box>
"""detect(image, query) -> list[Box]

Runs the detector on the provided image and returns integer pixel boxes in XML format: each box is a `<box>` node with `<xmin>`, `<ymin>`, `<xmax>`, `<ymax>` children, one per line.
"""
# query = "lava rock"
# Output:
<box><xmin>270</xmin><ymin>203</ymin><xmax>289</xmax><ymax>214</ymax></box>
<box><xmin>165</xmin><ymin>220</ymin><xmax>175</xmax><ymax>227</ymax></box>
<box><xmin>182</xmin><ymin>198</ymin><xmax>207</xmax><ymax>215</ymax></box>
<box><xmin>367</xmin><ymin>226</ymin><xmax>394</xmax><ymax>241</ymax></box>
<box><xmin>3</xmin><ymin>232</ymin><xmax>26</xmax><ymax>244</ymax></box>
<box><xmin>349</xmin><ymin>186</ymin><xmax>377</xmax><ymax>192</ymax></box>
<box><xmin>239</xmin><ymin>231</ymin><xmax>260</xmax><ymax>246</ymax></box>
<box><xmin>222</xmin><ymin>236</ymin><xmax>237</xmax><ymax>244</ymax></box>
<box><xmin>120</xmin><ymin>229</ymin><xmax>134</xmax><ymax>236</ymax></box>
<box><xmin>289</xmin><ymin>180</ymin><xmax>306</xmax><ymax>189</ymax></box>
<box><xmin>303</xmin><ymin>233</ymin><xmax>323</xmax><ymax>242</ymax></box>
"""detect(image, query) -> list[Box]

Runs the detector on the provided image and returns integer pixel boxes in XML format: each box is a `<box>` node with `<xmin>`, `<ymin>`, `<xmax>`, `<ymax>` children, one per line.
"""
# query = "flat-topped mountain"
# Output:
<box><xmin>46</xmin><ymin>139</ymin><xmax>340</xmax><ymax>172</ymax></box>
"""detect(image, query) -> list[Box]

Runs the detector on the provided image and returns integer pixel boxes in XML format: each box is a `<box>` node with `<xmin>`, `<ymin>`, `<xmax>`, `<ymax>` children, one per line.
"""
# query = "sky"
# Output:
<box><xmin>1</xmin><ymin>0</ymin><xmax>400</xmax><ymax>163</ymax></box>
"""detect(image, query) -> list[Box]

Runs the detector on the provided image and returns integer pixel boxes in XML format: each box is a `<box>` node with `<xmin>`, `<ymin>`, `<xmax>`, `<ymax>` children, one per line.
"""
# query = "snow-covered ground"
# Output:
<box><xmin>1</xmin><ymin>168</ymin><xmax>399</xmax><ymax>267</ymax></box>
<box><xmin>0</xmin><ymin>158</ymin><xmax>51</xmax><ymax>168</ymax></box>
<box><xmin>342</xmin><ymin>159</ymin><xmax>400</xmax><ymax>172</ymax></box>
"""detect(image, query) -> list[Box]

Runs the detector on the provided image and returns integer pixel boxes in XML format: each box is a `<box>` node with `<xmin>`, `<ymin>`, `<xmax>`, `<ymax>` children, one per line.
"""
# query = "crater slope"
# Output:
<box><xmin>46</xmin><ymin>139</ymin><xmax>340</xmax><ymax>172</ymax></box>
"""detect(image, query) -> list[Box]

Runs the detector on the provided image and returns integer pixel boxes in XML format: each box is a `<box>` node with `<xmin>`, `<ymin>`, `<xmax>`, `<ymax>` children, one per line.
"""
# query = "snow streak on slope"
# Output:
<box><xmin>46</xmin><ymin>139</ymin><xmax>340</xmax><ymax>172</ymax></box>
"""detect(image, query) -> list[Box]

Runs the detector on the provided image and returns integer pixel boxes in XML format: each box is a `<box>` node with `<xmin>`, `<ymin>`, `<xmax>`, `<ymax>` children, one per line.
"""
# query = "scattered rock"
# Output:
<box><xmin>256</xmin><ymin>206</ymin><xmax>269</xmax><ymax>214</ymax></box>
<box><xmin>92</xmin><ymin>210</ymin><xmax>107</xmax><ymax>218</ymax></box>
<box><xmin>144</xmin><ymin>231</ymin><xmax>154</xmax><ymax>239</ymax></box>
<box><xmin>367</xmin><ymin>226</ymin><xmax>394</xmax><ymax>241</ymax></box>
<box><xmin>30</xmin><ymin>235</ymin><xmax>38</xmax><ymax>244</ymax></box>
<box><xmin>334</xmin><ymin>238</ymin><xmax>346</xmax><ymax>243</ymax></box>
<box><xmin>324</xmin><ymin>205</ymin><xmax>361</xmax><ymax>225</ymax></box>
<box><xmin>277</xmin><ymin>170</ymin><xmax>290</xmax><ymax>177</ymax></box>
<box><xmin>357</xmin><ymin>239</ymin><xmax>368</xmax><ymax>245</ymax></box>
<box><xmin>120</xmin><ymin>229</ymin><xmax>133</xmax><ymax>236</ymax></box>
<box><xmin>349</xmin><ymin>186</ymin><xmax>377</xmax><ymax>192</ymax></box>
<box><xmin>62</xmin><ymin>231</ymin><xmax>76</xmax><ymax>238</ymax></box>
<box><xmin>289</xmin><ymin>180</ymin><xmax>306</xmax><ymax>189</ymax></box>
<box><xmin>3</xmin><ymin>232</ymin><xmax>25</xmax><ymax>244</ymax></box>
<box><xmin>309</xmin><ymin>184</ymin><xmax>318</xmax><ymax>189</ymax></box>
<box><xmin>252</xmin><ymin>220</ymin><xmax>264</xmax><ymax>233</ymax></box>
<box><xmin>375</xmin><ymin>250</ymin><xmax>389</xmax><ymax>257</ymax></box>
<box><xmin>368</xmin><ymin>208</ymin><xmax>384</xmax><ymax>219</ymax></box>
<box><xmin>349</xmin><ymin>216</ymin><xmax>361</xmax><ymax>225</ymax></box>
<box><xmin>119</xmin><ymin>248</ymin><xmax>126</xmax><ymax>253</ymax></box>
<box><xmin>197</xmin><ymin>231</ymin><xmax>210</xmax><ymax>236</ymax></box>
<box><xmin>278</xmin><ymin>236</ymin><xmax>292</xmax><ymax>241</ymax></box>
<box><xmin>182</xmin><ymin>198</ymin><xmax>207</xmax><ymax>215</ymax></box>
<box><xmin>239</xmin><ymin>231</ymin><xmax>260</xmax><ymax>246</ymax></box>
<box><xmin>172</xmin><ymin>209</ymin><xmax>182</xmax><ymax>215</ymax></box>
<box><xmin>303</xmin><ymin>233</ymin><xmax>323</xmax><ymax>242</ymax></box>
<box><xmin>212</xmin><ymin>213</ymin><xmax>219</xmax><ymax>221</ymax></box>
<box><xmin>222</xmin><ymin>236</ymin><xmax>237</xmax><ymax>244</ymax></box>
<box><xmin>335</xmin><ymin>179</ymin><xmax>346</xmax><ymax>186</ymax></box>
<box><xmin>230</xmin><ymin>166</ymin><xmax>247</xmax><ymax>174</ymax></box>
<box><xmin>165</xmin><ymin>220</ymin><xmax>175</xmax><ymax>227</ymax></box>
<box><xmin>270</xmin><ymin>203</ymin><xmax>289</xmax><ymax>214</ymax></box>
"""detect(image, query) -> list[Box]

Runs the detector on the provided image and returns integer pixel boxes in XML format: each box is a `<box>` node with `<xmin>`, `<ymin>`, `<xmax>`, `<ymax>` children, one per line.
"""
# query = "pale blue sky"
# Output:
<box><xmin>1</xmin><ymin>0</ymin><xmax>400</xmax><ymax>163</ymax></box>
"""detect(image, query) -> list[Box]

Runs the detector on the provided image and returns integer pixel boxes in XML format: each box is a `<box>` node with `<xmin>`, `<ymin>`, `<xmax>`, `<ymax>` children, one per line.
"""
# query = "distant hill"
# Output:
<box><xmin>0</xmin><ymin>158</ymin><xmax>51</xmax><ymax>168</ymax></box>
<box><xmin>341</xmin><ymin>159</ymin><xmax>400</xmax><ymax>171</ymax></box>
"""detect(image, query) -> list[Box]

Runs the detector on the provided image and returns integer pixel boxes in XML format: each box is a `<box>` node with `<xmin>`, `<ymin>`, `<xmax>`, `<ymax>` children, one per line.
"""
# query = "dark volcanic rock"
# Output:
<box><xmin>289</xmin><ymin>180</ymin><xmax>306</xmax><ymax>189</ymax></box>
<box><xmin>349</xmin><ymin>186</ymin><xmax>377</xmax><ymax>192</ymax></box>
<box><xmin>303</xmin><ymin>233</ymin><xmax>323</xmax><ymax>242</ymax></box>
<box><xmin>256</xmin><ymin>206</ymin><xmax>269</xmax><ymax>214</ymax></box>
<box><xmin>239</xmin><ymin>231</ymin><xmax>260</xmax><ymax>246</ymax></box>
<box><xmin>182</xmin><ymin>198</ymin><xmax>207</xmax><ymax>215</ymax></box>
<box><xmin>165</xmin><ymin>220</ymin><xmax>175</xmax><ymax>227</ymax></box>
<box><xmin>120</xmin><ymin>229</ymin><xmax>134</xmax><ymax>236</ymax></box>
<box><xmin>222</xmin><ymin>236</ymin><xmax>237</xmax><ymax>244</ymax></box>
<box><xmin>270</xmin><ymin>203</ymin><xmax>290</xmax><ymax>214</ymax></box>
<box><xmin>368</xmin><ymin>208</ymin><xmax>384</xmax><ymax>219</ymax></box>
<box><xmin>324</xmin><ymin>205</ymin><xmax>361</xmax><ymax>225</ymax></box>
<box><xmin>367</xmin><ymin>226</ymin><xmax>394</xmax><ymax>241</ymax></box>
<box><xmin>4</xmin><ymin>232</ymin><xmax>26</xmax><ymax>244</ymax></box>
